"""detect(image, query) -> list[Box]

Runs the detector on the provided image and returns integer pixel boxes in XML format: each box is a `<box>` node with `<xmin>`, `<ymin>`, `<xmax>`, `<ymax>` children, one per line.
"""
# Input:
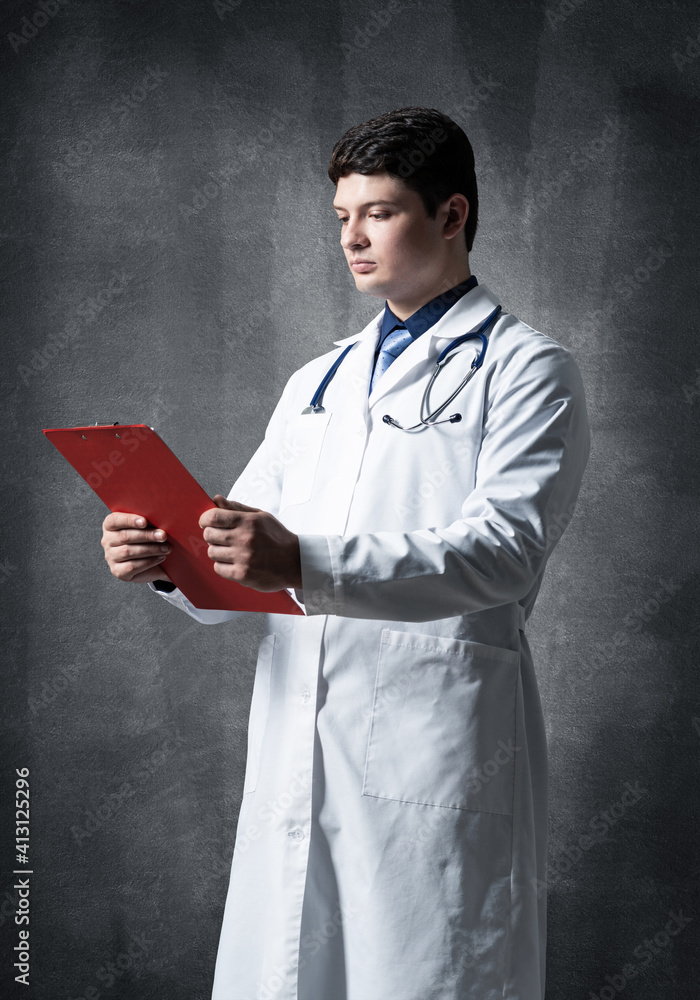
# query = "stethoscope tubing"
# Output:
<box><xmin>302</xmin><ymin>304</ymin><xmax>502</xmax><ymax>424</ymax></box>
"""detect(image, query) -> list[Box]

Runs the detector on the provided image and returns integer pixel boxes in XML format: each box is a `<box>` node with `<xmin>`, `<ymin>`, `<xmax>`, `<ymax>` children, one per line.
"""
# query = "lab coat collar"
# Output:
<box><xmin>331</xmin><ymin>283</ymin><xmax>503</xmax><ymax>411</ymax></box>
<box><xmin>332</xmin><ymin>283</ymin><xmax>501</xmax><ymax>349</ymax></box>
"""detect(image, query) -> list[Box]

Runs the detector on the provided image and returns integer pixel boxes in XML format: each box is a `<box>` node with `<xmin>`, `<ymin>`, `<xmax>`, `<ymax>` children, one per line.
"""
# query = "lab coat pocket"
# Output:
<box><xmin>279</xmin><ymin>411</ymin><xmax>332</xmax><ymax>509</ymax></box>
<box><xmin>362</xmin><ymin>630</ymin><xmax>520</xmax><ymax>814</ymax></box>
<box><xmin>243</xmin><ymin>633</ymin><xmax>276</xmax><ymax>796</ymax></box>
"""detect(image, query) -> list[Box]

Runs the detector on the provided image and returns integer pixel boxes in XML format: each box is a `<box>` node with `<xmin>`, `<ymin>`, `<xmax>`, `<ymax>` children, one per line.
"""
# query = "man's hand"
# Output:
<box><xmin>101</xmin><ymin>512</ymin><xmax>173</xmax><ymax>584</ymax></box>
<box><xmin>199</xmin><ymin>495</ymin><xmax>302</xmax><ymax>592</ymax></box>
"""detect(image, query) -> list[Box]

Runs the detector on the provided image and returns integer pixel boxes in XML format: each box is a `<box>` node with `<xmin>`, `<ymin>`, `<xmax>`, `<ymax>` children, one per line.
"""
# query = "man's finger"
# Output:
<box><xmin>213</xmin><ymin>494</ymin><xmax>260</xmax><ymax>511</ymax></box>
<box><xmin>202</xmin><ymin>526</ymin><xmax>235</xmax><ymax>546</ymax></box>
<box><xmin>104</xmin><ymin>511</ymin><xmax>150</xmax><ymax>531</ymax></box>
<box><xmin>199</xmin><ymin>505</ymin><xmax>251</xmax><ymax>529</ymax></box>
<box><xmin>104</xmin><ymin>529</ymin><xmax>169</xmax><ymax>547</ymax></box>
<box><xmin>209</xmin><ymin>547</ymin><xmax>236</xmax><ymax>565</ymax></box>
<box><xmin>103</xmin><ymin>512</ymin><xmax>167</xmax><ymax>541</ymax></box>
<box><xmin>114</xmin><ymin>543</ymin><xmax>172</xmax><ymax>561</ymax></box>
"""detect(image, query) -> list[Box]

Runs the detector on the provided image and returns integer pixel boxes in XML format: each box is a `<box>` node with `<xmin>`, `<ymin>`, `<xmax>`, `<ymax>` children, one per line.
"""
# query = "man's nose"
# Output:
<box><xmin>341</xmin><ymin>220</ymin><xmax>368</xmax><ymax>249</ymax></box>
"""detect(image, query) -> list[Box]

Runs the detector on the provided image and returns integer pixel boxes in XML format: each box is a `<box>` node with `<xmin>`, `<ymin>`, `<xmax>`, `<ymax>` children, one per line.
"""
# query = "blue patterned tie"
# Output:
<box><xmin>369</xmin><ymin>325</ymin><xmax>414</xmax><ymax>395</ymax></box>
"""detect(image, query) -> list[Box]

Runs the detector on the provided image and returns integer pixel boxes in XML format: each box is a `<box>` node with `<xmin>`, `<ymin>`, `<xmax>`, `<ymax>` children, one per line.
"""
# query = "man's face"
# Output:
<box><xmin>332</xmin><ymin>171</ymin><xmax>456</xmax><ymax>312</ymax></box>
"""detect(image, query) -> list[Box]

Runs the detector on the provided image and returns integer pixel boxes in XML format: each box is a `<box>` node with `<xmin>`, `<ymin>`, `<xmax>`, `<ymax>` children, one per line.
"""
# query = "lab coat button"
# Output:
<box><xmin>301</xmin><ymin>688</ymin><xmax>310</xmax><ymax>703</ymax></box>
<box><xmin>287</xmin><ymin>827</ymin><xmax>304</xmax><ymax>840</ymax></box>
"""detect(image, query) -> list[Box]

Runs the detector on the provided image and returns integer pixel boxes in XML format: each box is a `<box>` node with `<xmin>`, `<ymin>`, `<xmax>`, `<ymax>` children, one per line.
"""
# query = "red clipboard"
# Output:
<box><xmin>43</xmin><ymin>423</ymin><xmax>305</xmax><ymax>615</ymax></box>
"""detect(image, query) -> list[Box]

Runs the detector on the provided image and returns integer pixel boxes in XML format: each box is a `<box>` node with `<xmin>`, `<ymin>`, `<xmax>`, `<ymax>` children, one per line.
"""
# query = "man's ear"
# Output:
<box><xmin>443</xmin><ymin>193</ymin><xmax>469</xmax><ymax>240</ymax></box>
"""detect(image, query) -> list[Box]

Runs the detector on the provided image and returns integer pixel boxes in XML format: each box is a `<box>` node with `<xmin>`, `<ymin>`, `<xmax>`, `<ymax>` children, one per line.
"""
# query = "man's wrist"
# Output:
<box><xmin>288</xmin><ymin>535</ymin><xmax>303</xmax><ymax>590</ymax></box>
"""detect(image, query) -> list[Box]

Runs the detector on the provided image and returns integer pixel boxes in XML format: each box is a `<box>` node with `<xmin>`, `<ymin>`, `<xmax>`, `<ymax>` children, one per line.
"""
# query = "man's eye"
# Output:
<box><xmin>335</xmin><ymin>214</ymin><xmax>389</xmax><ymax>223</ymax></box>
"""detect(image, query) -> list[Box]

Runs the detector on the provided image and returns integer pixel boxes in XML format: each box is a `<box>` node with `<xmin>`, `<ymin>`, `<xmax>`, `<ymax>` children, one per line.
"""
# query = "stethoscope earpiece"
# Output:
<box><xmin>383</xmin><ymin>411</ymin><xmax>462</xmax><ymax>430</ymax></box>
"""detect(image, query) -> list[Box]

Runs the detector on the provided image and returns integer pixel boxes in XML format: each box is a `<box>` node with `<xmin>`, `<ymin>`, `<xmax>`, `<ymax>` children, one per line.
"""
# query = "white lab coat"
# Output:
<box><xmin>150</xmin><ymin>282</ymin><xmax>590</xmax><ymax>1000</ymax></box>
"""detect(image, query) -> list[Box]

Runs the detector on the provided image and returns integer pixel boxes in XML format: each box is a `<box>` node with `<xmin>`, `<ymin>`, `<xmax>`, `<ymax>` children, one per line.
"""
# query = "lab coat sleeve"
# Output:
<box><xmin>147</xmin><ymin>581</ymin><xmax>248</xmax><ymax>624</ymax></box>
<box><xmin>297</xmin><ymin>340</ymin><xmax>591</xmax><ymax>621</ymax></box>
<box><xmin>148</xmin><ymin>379</ymin><xmax>294</xmax><ymax>623</ymax></box>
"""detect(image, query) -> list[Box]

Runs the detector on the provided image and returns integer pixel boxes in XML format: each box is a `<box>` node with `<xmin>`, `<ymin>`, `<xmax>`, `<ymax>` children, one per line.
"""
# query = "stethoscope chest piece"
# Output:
<box><xmin>301</xmin><ymin>404</ymin><xmax>326</xmax><ymax>414</ymax></box>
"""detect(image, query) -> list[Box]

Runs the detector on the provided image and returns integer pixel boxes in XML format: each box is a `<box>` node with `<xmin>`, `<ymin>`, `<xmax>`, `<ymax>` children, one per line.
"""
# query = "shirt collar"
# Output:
<box><xmin>379</xmin><ymin>274</ymin><xmax>478</xmax><ymax>345</ymax></box>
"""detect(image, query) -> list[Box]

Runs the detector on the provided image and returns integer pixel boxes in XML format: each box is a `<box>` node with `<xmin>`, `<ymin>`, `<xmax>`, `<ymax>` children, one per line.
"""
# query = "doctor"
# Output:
<box><xmin>101</xmin><ymin>107</ymin><xmax>590</xmax><ymax>999</ymax></box>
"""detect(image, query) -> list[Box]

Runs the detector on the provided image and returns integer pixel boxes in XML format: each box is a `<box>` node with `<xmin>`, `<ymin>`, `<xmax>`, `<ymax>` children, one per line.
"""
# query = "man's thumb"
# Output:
<box><xmin>212</xmin><ymin>493</ymin><xmax>260</xmax><ymax>512</ymax></box>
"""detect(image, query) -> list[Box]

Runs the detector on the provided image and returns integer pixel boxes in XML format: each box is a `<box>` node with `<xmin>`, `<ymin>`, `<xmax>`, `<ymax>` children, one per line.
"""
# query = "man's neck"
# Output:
<box><xmin>387</xmin><ymin>265</ymin><xmax>472</xmax><ymax>322</ymax></box>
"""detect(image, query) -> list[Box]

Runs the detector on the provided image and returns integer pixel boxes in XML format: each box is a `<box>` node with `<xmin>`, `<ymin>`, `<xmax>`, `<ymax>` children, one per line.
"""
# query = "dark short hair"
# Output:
<box><xmin>328</xmin><ymin>106</ymin><xmax>479</xmax><ymax>253</ymax></box>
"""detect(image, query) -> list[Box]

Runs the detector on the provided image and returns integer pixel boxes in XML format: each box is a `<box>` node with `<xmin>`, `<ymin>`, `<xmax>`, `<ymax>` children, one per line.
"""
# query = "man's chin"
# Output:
<box><xmin>351</xmin><ymin>271</ymin><xmax>390</xmax><ymax>298</ymax></box>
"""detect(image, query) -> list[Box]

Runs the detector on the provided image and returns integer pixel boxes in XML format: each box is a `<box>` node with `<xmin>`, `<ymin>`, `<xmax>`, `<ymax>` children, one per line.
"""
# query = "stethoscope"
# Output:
<box><xmin>301</xmin><ymin>304</ymin><xmax>502</xmax><ymax>431</ymax></box>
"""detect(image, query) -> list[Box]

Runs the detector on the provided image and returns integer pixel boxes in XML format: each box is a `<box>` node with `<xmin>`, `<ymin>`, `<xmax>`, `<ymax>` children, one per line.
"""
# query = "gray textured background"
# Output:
<box><xmin>1</xmin><ymin>0</ymin><xmax>699</xmax><ymax>997</ymax></box>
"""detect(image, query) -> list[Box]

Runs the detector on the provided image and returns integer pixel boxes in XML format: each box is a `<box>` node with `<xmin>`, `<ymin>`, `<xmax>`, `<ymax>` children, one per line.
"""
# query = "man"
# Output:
<box><xmin>101</xmin><ymin>107</ymin><xmax>590</xmax><ymax>999</ymax></box>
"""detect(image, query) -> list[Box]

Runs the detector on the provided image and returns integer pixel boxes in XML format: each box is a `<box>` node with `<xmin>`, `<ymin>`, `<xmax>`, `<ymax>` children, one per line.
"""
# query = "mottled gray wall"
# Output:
<box><xmin>1</xmin><ymin>0</ymin><xmax>699</xmax><ymax>997</ymax></box>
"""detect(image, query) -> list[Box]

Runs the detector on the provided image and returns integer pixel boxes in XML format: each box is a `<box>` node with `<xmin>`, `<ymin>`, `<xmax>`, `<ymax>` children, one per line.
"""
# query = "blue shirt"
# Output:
<box><xmin>376</xmin><ymin>274</ymin><xmax>479</xmax><ymax>358</ymax></box>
